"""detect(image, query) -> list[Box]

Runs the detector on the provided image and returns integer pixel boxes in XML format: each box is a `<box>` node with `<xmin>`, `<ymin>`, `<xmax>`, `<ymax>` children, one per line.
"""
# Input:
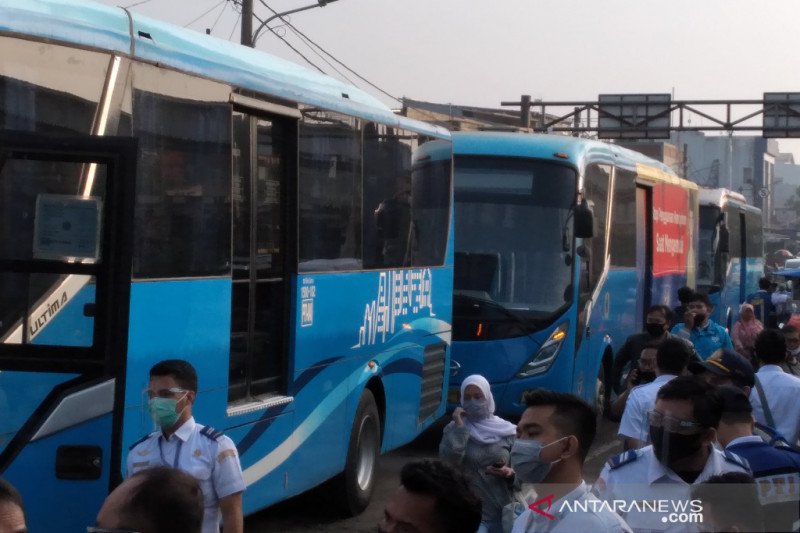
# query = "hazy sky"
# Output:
<box><xmin>97</xmin><ymin>0</ymin><xmax>800</xmax><ymax>152</ymax></box>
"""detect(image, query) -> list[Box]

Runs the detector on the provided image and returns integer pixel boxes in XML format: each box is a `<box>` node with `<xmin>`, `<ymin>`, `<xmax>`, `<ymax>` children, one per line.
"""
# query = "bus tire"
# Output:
<box><xmin>336</xmin><ymin>389</ymin><xmax>381</xmax><ymax>516</ymax></box>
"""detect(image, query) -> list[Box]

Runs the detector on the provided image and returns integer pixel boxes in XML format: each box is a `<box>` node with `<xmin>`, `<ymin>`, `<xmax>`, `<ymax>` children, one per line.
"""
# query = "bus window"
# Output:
<box><xmin>363</xmin><ymin>125</ymin><xmax>414</xmax><ymax>269</ymax></box>
<box><xmin>698</xmin><ymin>206</ymin><xmax>721</xmax><ymax>289</ymax></box>
<box><xmin>582</xmin><ymin>163</ymin><xmax>611</xmax><ymax>293</ymax></box>
<box><xmin>298</xmin><ymin>110</ymin><xmax>362</xmax><ymax>272</ymax></box>
<box><xmin>610</xmin><ymin>168</ymin><xmax>636</xmax><ymax>268</ymax></box>
<box><xmin>130</xmin><ymin>66</ymin><xmax>231</xmax><ymax>279</ymax></box>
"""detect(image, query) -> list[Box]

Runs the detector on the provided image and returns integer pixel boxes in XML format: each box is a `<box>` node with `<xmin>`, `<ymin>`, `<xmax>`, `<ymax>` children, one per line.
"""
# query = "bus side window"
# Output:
<box><xmin>581</xmin><ymin>163</ymin><xmax>612</xmax><ymax>298</ymax></box>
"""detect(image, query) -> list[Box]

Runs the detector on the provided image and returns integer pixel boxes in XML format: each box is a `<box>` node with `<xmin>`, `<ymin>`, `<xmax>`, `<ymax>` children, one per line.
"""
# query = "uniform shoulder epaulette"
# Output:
<box><xmin>723</xmin><ymin>449</ymin><xmax>750</xmax><ymax>470</ymax></box>
<box><xmin>607</xmin><ymin>449</ymin><xmax>640</xmax><ymax>470</ymax></box>
<box><xmin>200</xmin><ymin>426</ymin><xmax>224</xmax><ymax>441</ymax></box>
<box><xmin>129</xmin><ymin>433</ymin><xmax>153</xmax><ymax>451</ymax></box>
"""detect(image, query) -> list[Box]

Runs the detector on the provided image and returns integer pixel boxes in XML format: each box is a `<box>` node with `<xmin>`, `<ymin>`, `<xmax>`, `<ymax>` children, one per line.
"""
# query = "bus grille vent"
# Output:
<box><xmin>418</xmin><ymin>343</ymin><xmax>446</xmax><ymax>423</ymax></box>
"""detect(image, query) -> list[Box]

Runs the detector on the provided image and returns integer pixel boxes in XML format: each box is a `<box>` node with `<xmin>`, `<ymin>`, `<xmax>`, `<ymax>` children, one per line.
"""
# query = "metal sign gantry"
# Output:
<box><xmin>501</xmin><ymin>93</ymin><xmax>800</xmax><ymax>138</ymax></box>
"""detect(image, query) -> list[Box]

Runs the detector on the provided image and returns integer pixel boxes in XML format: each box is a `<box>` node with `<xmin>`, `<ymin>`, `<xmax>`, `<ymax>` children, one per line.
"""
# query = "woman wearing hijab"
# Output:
<box><xmin>439</xmin><ymin>374</ymin><xmax>518</xmax><ymax>533</ymax></box>
<box><xmin>732</xmin><ymin>303</ymin><xmax>763</xmax><ymax>364</ymax></box>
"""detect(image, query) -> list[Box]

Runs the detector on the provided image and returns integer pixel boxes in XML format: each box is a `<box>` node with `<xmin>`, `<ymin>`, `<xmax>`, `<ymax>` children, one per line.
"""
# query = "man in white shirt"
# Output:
<box><xmin>749</xmin><ymin>329</ymin><xmax>800</xmax><ymax>446</ymax></box>
<box><xmin>618</xmin><ymin>338</ymin><xmax>693</xmax><ymax>449</ymax></box>
<box><xmin>510</xmin><ymin>390</ymin><xmax>631</xmax><ymax>533</ymax></box>
<box><xmin>596</xmin><ymin>376</ymin><xmax>751</xmax><ymax>533</ymax></box>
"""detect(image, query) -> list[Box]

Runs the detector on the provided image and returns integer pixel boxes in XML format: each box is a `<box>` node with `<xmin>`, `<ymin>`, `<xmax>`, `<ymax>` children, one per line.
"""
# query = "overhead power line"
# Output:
<box><xmin>256</xmin><ymin>0</ymin><xmax>401</xmax><ymax>104</ymax></box>
<box><xmin>184</xmin><ymin>0</ymin><xmax>227</xmax><ymax>28</ymax></box>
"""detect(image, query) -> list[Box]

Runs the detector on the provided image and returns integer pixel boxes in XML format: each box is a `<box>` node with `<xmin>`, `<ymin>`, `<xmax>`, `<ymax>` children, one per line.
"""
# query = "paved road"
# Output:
<box><xmin>244</xmin><ymin>416</ymin><xmax>622</xmax><ymax>532</ymax></box>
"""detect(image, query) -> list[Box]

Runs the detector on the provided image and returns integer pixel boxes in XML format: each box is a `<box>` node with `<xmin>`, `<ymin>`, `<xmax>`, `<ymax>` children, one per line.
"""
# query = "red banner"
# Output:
<box><xmin>653</xmin><ymin>183</ymin><xmax>690</xmax><ymax>277</ymax></box>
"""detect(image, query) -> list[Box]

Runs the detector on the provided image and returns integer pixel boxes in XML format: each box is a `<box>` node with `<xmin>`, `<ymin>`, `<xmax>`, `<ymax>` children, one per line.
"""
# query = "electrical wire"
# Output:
<box><xmin>207</xmin><ymin>0</ymin><xmax>230</xmax><ymax>34</ymax></box>
<box><xmin>228</xmin><ymin>11</ymin><xmax>242</xmax><ymax>41</ymax></box>
<box><xmin>251</xmin><ymin>10</ymin><xmax>326</xmax><ymax>74</ymax></box>
<box><xmin>123</xmin><ymin>0</ymin><xmax>153</xmax><ymax>8</ymax></box>
<box><xmin>285</xmin><ymin>25</ymin><xmax>357</xmax><ymax>85</ymax></box>
<box><xmin>184</xmin><ymin>0</ymin><xmax>226</xmax><ymax>28</ymax></box>
<box><xmin>257</xmin><ymin>0</ymin><xmax>402</xmax><ymax>104</ymax></box>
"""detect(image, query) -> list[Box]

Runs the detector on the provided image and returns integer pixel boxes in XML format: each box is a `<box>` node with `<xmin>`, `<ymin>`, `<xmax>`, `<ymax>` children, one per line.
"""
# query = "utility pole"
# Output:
<box><xmin>520</xmin><ymin>94</ymin><xmax>531</xmax><ymax>129</ymax></box>
<box><xmin>241</xmin><ymin>0</ymin><xmax>254</xmax><ymax>47</ymax></box>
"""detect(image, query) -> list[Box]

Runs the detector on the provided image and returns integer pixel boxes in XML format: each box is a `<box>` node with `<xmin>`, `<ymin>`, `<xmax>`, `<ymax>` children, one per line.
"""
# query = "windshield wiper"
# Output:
<box><xmin>453</xmin><ymin>291</ymin><xmax>535</xmax><ymax>328</ymax></box>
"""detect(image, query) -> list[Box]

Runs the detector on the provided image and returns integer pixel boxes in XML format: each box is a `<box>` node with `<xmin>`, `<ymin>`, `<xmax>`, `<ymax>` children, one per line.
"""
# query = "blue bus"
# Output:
<box><xmin>446</xmin><ymin>132</ymin><xmax>698</xmax><ymax>419</ymax></box>
<box><xmin>0</xmin><ymin>1</ymin><xmax>453</xmax><ymax>530</ymax></box>
<box><xmin>696</xmin><ymin>188</ymin><xmax>763</xmax><ymax>329</ymax></box>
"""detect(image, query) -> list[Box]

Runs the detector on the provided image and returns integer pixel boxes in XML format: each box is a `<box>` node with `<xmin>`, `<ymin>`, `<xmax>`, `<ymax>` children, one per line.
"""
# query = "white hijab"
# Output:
<box><xmin>460</xmin><ymin>374</ymin><xmax>517</xmax><ymax>444</ymax></box>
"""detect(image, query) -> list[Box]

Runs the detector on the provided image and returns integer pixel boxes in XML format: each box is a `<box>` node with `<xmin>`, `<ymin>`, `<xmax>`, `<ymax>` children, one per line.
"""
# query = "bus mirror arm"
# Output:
<box><xmin>574</xmin><ymin>198</ymin><xmax>594</xmax><ymax>239</ymax></box>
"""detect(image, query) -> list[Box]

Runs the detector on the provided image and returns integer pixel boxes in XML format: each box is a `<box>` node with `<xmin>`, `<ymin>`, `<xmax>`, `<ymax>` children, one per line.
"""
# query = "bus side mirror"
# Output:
<box><xmin>574</xmin><ymin>199</ymin><xmax>594</xmax><ymax>239</ymax></box>
<box><xmin>718</xmin><ymin>224</ymin><xmax>730</xmax><ymax>254</ymax></box>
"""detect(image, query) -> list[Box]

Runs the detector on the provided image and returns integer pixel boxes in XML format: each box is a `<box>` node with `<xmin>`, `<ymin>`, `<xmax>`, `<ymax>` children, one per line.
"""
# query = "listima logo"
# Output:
<box><xmin>529</xmin><ymin>495</ymin><xmax>703</xmax><ymax>524</ymax></box>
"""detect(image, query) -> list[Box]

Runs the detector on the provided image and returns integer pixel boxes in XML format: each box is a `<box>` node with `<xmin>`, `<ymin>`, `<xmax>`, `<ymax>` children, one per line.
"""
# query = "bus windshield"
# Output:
<box><xmin>453</xmin><ymin>157</ymin><xmax>577</xmax><ymax>338</ymax></box>
<box><xmin>698</xmin><ymin>205</ymin><xmax>721</xmax><ymax>288</ymax></box>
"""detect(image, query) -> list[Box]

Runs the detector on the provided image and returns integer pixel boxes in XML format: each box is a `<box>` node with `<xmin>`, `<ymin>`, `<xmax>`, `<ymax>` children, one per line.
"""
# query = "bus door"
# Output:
<box><xmin>0</xmin><ymin>132</ymin><xmax>136</xmax><ymax>532</ymax></box>
<box><xmin>637</xmin><ymin>185</ymin><xmax>653</xmax><ymax>325</ymax></box>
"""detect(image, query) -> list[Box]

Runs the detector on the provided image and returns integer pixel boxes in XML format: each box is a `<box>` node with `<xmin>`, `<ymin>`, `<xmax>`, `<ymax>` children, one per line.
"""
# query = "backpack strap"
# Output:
<box><xmin>754</xmin><ymin>375</ymin><xmax>776</xmax><ymax>430</ymax></box>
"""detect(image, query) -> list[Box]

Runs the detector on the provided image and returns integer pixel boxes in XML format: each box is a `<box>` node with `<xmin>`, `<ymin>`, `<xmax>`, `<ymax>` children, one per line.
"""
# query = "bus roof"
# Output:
<box><xmin>0</xmin><ymin>0</ymin><xmax>448</xmax><ymax>139</ymax></box>
<box><xmin>699</xmin><ymin>188</ymin><xmax>760</xmax><ymax>213</ymax></box>
<box><xmin>450</xmin><ymin>132</ymin><xmax>691</xmax><ymax>186</ymax></box>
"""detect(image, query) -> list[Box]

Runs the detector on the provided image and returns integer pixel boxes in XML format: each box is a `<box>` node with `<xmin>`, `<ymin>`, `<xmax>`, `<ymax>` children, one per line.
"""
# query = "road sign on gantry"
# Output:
<box><xmin>763</xmin><ymin>93</ymin><xmax>800</xmax><ymax>138</ymax></box>
<box><xmin>598</xmin><ymin>94</ymin><xmax>671</xmax><ymax>139</ymax></box>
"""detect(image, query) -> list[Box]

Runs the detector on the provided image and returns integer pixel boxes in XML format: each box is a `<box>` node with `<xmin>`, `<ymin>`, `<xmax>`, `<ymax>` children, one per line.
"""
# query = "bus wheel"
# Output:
<box><xmin>336</xmin><ymin>389</ymin><xmax>381</xmax><ymax>516</ymax></box>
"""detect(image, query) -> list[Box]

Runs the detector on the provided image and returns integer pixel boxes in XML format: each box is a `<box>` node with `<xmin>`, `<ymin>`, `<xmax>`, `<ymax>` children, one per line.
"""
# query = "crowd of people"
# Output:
<box><xmin>3</xmin><ymin>281</ymin><xmax>800</xmax><ymax>533</ymax></box>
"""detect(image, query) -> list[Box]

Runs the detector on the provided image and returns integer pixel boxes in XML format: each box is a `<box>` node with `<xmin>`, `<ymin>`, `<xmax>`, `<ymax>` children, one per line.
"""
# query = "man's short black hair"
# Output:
<box><xmin>0</xmin><ymin>478</ymin><xmax>24</xmax><ymax>513</ymax></box>
<box><xmin>646</xmin><ymin>305</ymin><xmax>669</xmax><ymax>319</ymax></box>
<box><xmin>150</xmin><ymin>360</ymin><xmax>198</xmax><ymax>392</ymax></box>
<box><xmin>759</xmin><ymin>276</ymin><xmax>771</xmax><ymax>291</ymax></box>
<box><xmin>399</xmin><ymin>460</ymin><xmax>481</xmax><ymax>533</ymax></box>
<box><xmin>656</xmin><ymin>338</ymin><xmax>692</xmax><ymax>375</ymax></box>
<box><xmin>522</xmin><ymin>389</ymin><xmax>596</xmax><ymax>461</ymax></box>
<box><xmin>688</xmin><ymin>292</ymin><xmax>713</xmax><ymax>308</ymax></box>
<box><xmin>691</xmin><ymin>472</ymin><xmax>764</xmax><ymax>533</ymax></box>
<box><xmin>677</xmin><ymin>286</ymin><xmax>695</xmax><ymax>303</ymax></box>
<box><xmin>755</xmin><ymin>329</ymin><xmax>787</xmax><ymax>365</ymax></box>
<box><xmin>656</xmin><ymin>375</ymin><xmax>722</xmax><ymax>428</ymax></box>
<box><xmin>124</xmin><ymin>467</ymin><xmax>204</xmax><ymax>533</ymax></box>
<box><xmin>782</xmin><ymin>324</ymin><xmax>800</xmax><ymax>336</ymax></box>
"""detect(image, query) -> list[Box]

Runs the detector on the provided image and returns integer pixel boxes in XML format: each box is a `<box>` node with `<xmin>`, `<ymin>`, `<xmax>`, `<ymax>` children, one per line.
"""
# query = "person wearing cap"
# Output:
<box><xmin>618</xmin><ymin>338</ymin><xmax>693</xmax><ymax>450</ymax></box>
<box><xmin>714</xmin><ymin>384</ymin><xmax>800</xmax><ymax>532</ymax></box>
<box><xmin>688</xmin><ymin>349</ymin><xmax>755</xmax><ymax>396</ymax></box>
<box><xmin>750</xmin><ymin>329</ymin><xmax>800</xmax><ymax>447</ymax></box>
<box><xmin>671</xmin><ymin>292</ymin><xmax>733</xmax><ymax>360</ymax></box>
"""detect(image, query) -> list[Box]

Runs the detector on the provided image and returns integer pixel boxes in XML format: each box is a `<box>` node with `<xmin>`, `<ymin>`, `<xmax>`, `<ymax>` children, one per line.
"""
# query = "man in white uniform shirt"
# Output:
<box><xmin>749</xmin><ymin>329</ymin><xmax>800</xmax><ymax>446</ymax></box>
<box><xmin>510</xmin><ymin>390</ymin><xmax>631</xmax><ymax>533</ymax></box>
<box><xmin>618</xmin><ymin>338</ymin><xmax>693</xmax><ymax>449</ymax></box>
<box><xmin>127</xmin><ymin>359</ymin><xmax>245</xmax><ymax>533</ymax></box>
<box><xmin>596</xmin><ymin>376</ymin><xmax>750</xmax><ymax>533</ymax></box>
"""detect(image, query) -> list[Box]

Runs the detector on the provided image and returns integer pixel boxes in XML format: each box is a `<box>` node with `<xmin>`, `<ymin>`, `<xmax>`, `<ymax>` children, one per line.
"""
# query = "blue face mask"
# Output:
<box><xmin>510</xmin><ymin>436</ymin><xmax>568</xmax><ymax>483</ymax></box>
<box><xmin>462</xmin><ymin>398</ymin><xmax>491</xmax><ymax>420</ymax></box>
<box><xmin>149</xmin><ymin>396</ymin><xmax>185</xmax><ymax>428</ymax></box>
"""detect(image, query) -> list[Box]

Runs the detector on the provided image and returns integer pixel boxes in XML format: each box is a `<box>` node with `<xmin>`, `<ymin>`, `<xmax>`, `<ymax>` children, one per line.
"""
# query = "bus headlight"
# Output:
<box><xmin>516</xmin><ymin>322</ymin><xmax>569</xmax><ymax>378</ymax></box>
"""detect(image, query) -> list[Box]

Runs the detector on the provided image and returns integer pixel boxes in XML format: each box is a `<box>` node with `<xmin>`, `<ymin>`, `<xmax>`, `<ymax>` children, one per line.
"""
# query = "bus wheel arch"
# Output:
<box><xmin>335</xmin><ymin>384</ymin><xmax>383</xmax><ymax>516</ymax></box>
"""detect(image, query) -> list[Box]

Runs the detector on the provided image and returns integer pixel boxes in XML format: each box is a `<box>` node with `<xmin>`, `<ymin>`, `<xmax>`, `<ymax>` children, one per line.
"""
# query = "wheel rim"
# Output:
<box><xmin>355</xmin><ymin>414</ymin><xmax>378</xmax><ymax>491</ymax></box>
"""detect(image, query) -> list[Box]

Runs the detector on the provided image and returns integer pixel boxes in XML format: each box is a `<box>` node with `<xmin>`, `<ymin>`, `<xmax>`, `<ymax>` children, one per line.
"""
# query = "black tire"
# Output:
<box><xmin>336</xmin><ymin>389</ymin><xmax>381</xmax><ymax>516</ymax></box>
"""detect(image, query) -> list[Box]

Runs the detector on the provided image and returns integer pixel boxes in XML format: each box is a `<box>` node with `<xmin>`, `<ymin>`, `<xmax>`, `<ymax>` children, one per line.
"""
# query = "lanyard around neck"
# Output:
<box><xmin>158</xmin><ymin>435</ymin><xmax>183</xmax><ymax>469</ymax></box>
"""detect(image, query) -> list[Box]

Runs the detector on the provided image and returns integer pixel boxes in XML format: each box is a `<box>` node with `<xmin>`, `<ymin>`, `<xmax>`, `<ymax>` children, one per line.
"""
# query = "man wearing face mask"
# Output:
<box><xmin>510</xmin><ymin>390</ymin><xmax>632</xmax><ymax>533</ymax></box>
<box><xmin>611</xmin><ymin>305</ymin><xmax>698</xmax><ymax>396</ymax></box>
<box><xmin>618</xmin><ymin>338</ymin><xmax>693</xmax><ymax>450</ymax></box>
<box><xmin>127</xmin><ymin>359</ymin><xmax>245</xmax><ymax>533</ymax></box>
<box><xmin>596</xmin><ymin>376</ymin><xmax>750</xmax><ymax>533</ymax></box>
<box><xmin>671</xmin><ymin>293</ymin><xmax>733</xmax><ymax>360</ymax></box>
<box><xmin>781</xmin><ymin>324</ymin><xmax>800</xmax><ymax>377</ymax></box>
